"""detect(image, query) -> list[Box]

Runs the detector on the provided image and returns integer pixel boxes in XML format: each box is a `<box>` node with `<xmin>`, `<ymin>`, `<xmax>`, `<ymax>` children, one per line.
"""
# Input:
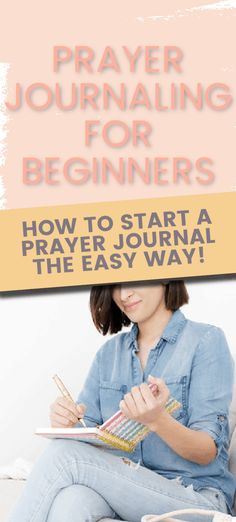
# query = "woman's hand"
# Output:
<box><xmin>120</xmin><ymin>376</ymin><xmax>217</xmax><ymax>465</ymax></box>
<box><xmin>50</xmin><ymin>397</ymin><xmax>86</xmax><ymax>428</ymax></box>
<box><xmin>119</xmin><ymin>376</ymin><xmax>170</xmax><ymax>430</ymax></box>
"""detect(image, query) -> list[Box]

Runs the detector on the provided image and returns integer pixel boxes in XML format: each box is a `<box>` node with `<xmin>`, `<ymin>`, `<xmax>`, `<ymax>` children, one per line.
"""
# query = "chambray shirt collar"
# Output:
<box><xmin>127</xmin><ymin>309</ymin><xmax>187</xmax><ymax>348</ymax></box>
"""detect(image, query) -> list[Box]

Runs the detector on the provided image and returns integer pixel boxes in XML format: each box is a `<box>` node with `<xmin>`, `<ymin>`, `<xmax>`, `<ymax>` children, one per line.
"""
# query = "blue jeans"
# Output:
<box><xmin>8</xmin><ymin>440</ymin><xmax>229</xmax><ymax>522</ymax></box>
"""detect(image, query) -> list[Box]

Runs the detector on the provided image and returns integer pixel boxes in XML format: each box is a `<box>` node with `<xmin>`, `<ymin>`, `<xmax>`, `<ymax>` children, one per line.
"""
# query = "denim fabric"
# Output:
<box><xmin>8</xmin><ymin>440</ymin><xmax>229</xmax><ymax>522</ymax></box>
<box><xmin>77</xmin><ymin>310</ymin><xmax>236</xmax><ymax>512</ymax></box>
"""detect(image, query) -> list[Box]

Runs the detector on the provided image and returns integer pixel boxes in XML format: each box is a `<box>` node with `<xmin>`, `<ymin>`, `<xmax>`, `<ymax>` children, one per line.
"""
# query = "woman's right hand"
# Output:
<box><xmin>50</xmin><ymin>397</ymin><xmax>87</xmax><ymax>428</ymax></box>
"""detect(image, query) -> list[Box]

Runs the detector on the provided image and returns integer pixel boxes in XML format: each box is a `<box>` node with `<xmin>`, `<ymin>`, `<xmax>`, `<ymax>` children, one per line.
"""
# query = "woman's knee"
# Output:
<box><xmin>47</xmin><ymin>485</ymin><xmax>116</xmax><ymax>522</ymax></box>
<box><xmin>47</xmin><ymin>485</ymin><xmax>82</xmax><ymax>521</ymax></box>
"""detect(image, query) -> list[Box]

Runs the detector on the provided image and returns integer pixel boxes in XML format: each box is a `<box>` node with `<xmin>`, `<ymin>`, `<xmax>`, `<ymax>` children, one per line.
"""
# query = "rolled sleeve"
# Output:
<box><xmin>187</xmin><ymin>326</ymin><xmax>234</xmax><ymax>456</ymax></box>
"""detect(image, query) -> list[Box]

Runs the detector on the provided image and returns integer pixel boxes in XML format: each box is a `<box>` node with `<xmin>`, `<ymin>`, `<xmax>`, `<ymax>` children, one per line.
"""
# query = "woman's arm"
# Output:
<box><xmin>149</xmin><ymin>407</ymin><xmax>217</xmax><ymax>465</ymax></box>
<box><xmin>120</xmin><ymin>327</ymin><xmax>234</xmax><ymax>466</ymax></box>
<box><xmin>120</xmin><ymin>378</ymin><xmax>216</xmax><ymax>465</ymax></box>
<box><xmin>76</xmin><ymin>348</ymin><xmax>103</xmax><ymax>427</ymax></box>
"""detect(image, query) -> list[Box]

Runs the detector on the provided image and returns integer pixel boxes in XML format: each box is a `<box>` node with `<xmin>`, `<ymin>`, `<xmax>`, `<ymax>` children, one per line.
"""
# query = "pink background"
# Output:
<box><xmin>0</xmin><ymin>0</ymin><xmax>236</xmax><ymax>209</ymax></box>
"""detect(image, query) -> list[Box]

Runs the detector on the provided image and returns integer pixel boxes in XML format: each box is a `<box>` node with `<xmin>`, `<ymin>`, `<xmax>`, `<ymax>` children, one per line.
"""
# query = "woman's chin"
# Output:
<box><xmin>124</xmin><ymin>310</ymin><xmax>143</xmax><ymax>323</ymax></box>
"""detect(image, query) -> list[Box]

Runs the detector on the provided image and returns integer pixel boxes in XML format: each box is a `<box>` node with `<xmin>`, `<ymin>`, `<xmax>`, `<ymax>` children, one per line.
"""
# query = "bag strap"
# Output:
<box><xmin>142</xmin><ymin>509</ymin><xmax>234</xmax><ymax>522</ymax></box>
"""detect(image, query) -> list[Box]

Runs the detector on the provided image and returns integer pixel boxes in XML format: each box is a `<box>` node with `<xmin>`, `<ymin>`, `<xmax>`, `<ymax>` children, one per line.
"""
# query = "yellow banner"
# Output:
<box><xmin>1</xmin><ymin>192</ymin><xmax>235</xmax><ymax>292</ymax></box>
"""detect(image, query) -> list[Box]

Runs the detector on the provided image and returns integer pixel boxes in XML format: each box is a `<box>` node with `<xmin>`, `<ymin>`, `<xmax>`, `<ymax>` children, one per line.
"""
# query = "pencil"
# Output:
<box><xmin>53</xmin><ymin>374</ymin><xmax>86</xmax><ymax>428</ymax></box>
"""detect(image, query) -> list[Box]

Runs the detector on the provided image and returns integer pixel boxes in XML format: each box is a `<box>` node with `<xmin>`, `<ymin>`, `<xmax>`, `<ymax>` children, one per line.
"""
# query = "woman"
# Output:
<box><xmin>9</xmin><ymin>281</ymin><xmax>236</xmax><ymax>522</ymax></box>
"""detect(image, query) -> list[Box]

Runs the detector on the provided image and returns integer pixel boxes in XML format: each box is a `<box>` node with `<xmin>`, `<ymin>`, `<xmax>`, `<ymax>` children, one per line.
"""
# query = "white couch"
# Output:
<box><xmin>2</xmin><ymin>391</ymin><xmax>236</xmax><ymax>522</ymax></box>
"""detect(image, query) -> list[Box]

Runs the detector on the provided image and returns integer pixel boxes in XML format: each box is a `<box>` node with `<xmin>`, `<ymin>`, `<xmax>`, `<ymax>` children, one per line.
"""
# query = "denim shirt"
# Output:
<box><xmin>77</xmin><ymin>309</ymin><xmax>236</xmax><ymax>511</ymax></box>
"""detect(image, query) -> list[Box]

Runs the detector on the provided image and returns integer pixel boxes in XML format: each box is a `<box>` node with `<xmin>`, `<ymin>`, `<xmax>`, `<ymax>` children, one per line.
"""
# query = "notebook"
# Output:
<box><xmin>36</xmin><ymin>384</ymin><xmax>181</xmax><ymax>453</ymax></box>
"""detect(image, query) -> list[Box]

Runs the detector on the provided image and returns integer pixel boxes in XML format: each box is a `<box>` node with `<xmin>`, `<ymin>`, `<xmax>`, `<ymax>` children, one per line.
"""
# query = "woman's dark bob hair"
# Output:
<box><xmin>90</xmin><ymin>280</ymin><xmax>189</xmax><ymax>335</ymax></box>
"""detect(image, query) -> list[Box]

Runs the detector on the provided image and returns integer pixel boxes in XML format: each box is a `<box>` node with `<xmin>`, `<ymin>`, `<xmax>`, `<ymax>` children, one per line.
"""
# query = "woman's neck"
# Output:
<box><xmin>137</xmin><ymin>308</ymin><xmax>173</xmax><ymax>349</ymax></box>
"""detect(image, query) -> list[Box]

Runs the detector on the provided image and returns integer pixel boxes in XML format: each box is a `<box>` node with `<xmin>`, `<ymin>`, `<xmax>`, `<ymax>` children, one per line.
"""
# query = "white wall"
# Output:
<box><xmin>0</xmin><ymin>279</ymin><xmax>235</xmax><ymax>466</ymax></box>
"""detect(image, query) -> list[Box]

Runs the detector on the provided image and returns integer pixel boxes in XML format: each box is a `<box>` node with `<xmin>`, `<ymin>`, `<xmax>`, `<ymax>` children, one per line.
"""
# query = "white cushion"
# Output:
<box><xmin>0</xmin><ymin>479</ymin><xmax>25</xmax><ymax>521</ymax></box>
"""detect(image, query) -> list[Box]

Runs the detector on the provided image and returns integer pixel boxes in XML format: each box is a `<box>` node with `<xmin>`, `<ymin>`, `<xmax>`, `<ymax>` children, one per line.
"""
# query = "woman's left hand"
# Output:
<box><xmin>119</xmin><ymin>375</ymin><xmax>170</xmax><ymax>431</ymax></box>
